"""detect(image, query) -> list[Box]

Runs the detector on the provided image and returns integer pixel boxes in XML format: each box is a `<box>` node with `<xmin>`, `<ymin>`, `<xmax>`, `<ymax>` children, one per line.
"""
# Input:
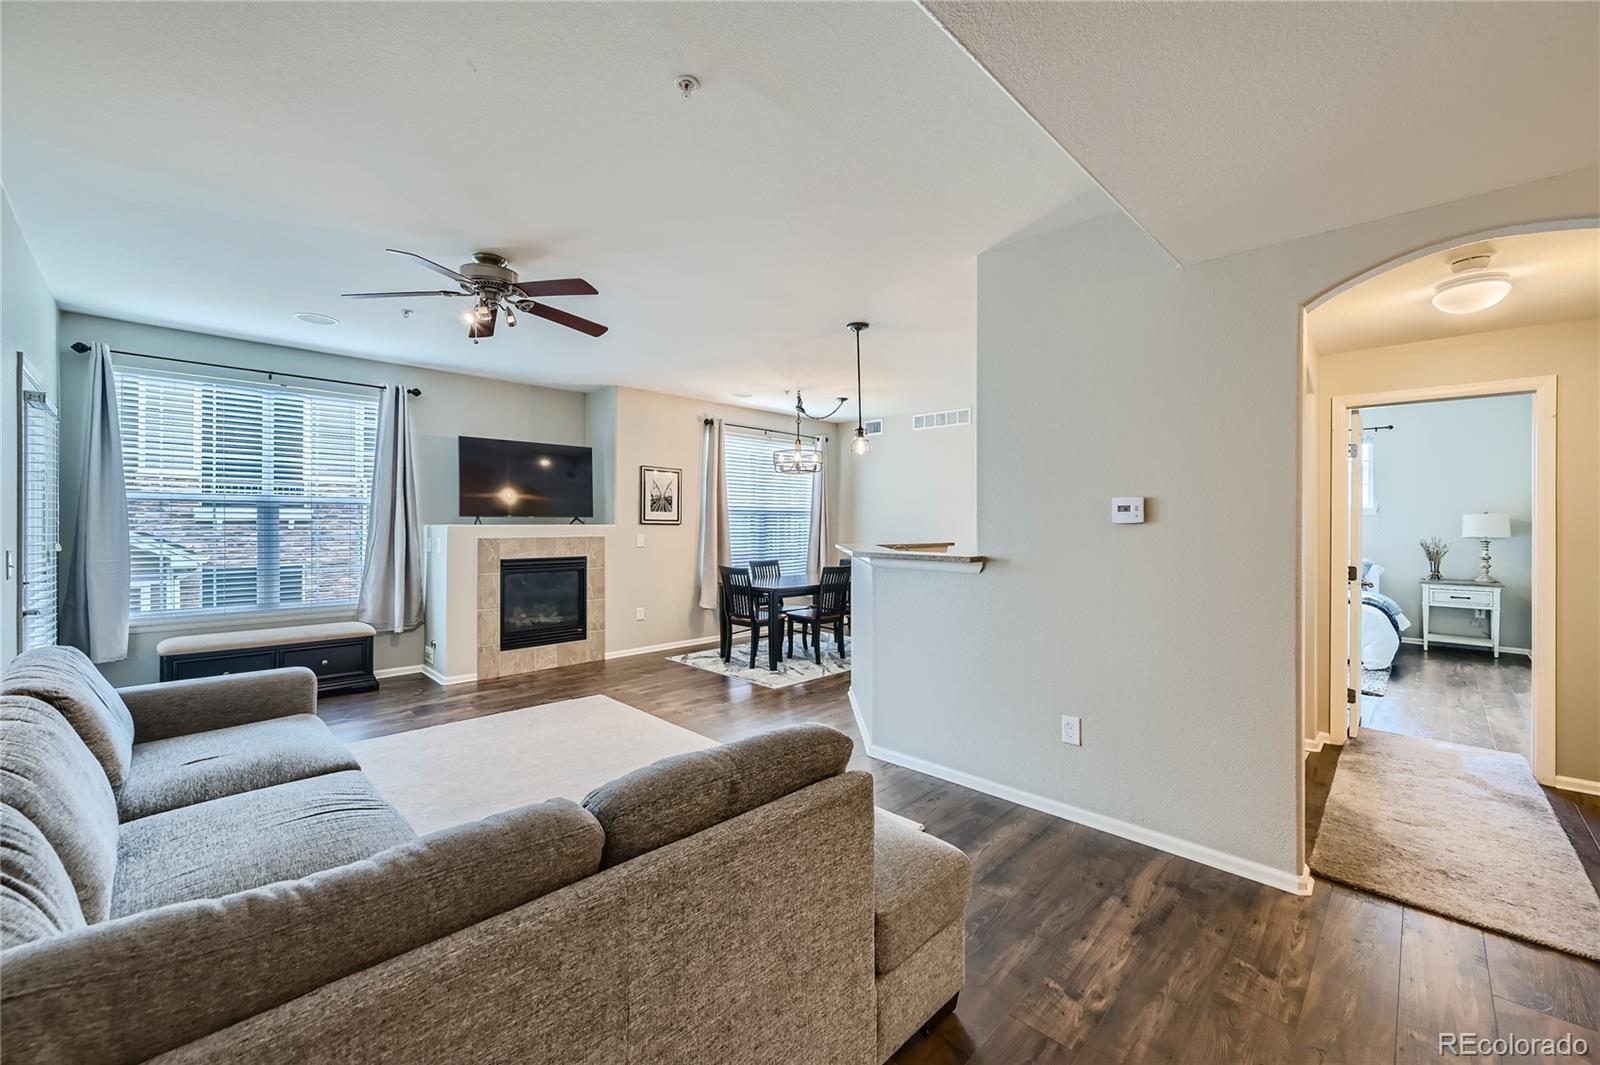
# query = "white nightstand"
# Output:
<box><xmin>1419</xmin><ymin>579</ymin><xmax>1503</xmax><ymax>657</ymax></box>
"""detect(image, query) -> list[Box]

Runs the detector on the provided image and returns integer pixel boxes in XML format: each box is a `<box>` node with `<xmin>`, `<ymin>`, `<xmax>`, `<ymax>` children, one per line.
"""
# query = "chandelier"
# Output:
<box><xmin>773</xmin><ymin>389</ymin><xmax>843</xmax><ymax>474</ymax></box>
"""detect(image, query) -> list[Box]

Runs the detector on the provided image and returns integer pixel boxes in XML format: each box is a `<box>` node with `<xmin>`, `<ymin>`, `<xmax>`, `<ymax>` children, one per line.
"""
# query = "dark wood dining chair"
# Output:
<box><xmin>748</xmin><ymin>559</ymin><xmax>782</xmax><ymax>583</ymax></box>
<box><xmin>719</xmin><ymin>565</ymin><xmax>768</xmax><ymax>668</ymax></box>
<box><xmin>785</xmin><ymin>565</ymin><xmax>850</xmax><ymax>665</ymax></box>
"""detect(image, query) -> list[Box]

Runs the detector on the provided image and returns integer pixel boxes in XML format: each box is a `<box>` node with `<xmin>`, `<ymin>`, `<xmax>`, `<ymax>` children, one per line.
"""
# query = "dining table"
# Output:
<box><xmin>748</xmin><ymin>571</ymin><xmax>820</xmax><ymax>671</ymax></box>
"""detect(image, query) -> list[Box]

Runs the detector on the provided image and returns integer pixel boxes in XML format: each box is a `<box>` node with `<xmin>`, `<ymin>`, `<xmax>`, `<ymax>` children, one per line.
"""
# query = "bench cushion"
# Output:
<box><xmin>0</xmin><ymin>696</ymin><xmax>120</xmax><ymax>925</ymax></box>
<box><xmin>155</xmin><ymin>621</ymin><xmax>375</xmax><ymax>658</ymax></box>
<box><xmin>113</xmin><ymin>770</ymin><xmax>416</xmax><ymax>917</ymax></box>
<box><xmin>1</xmin><ymin>804</ymin><xmax>88</xmax><ymax>949</ymax></box>
<box><xmin>582</xmin><ymin>723</ymin><xmax>853</xmax><ymax>868</ymax></box>
<box><xmin>872</xmin><ymin>809</ymin><xmax>971</xmax><ymax>974</ymax></box>
<box><xmin>119</xmin><ymin>715</ymin><xmax>360</xmax><ymax>821</ymax></box>
<box><xmin>3</xmin><ymin>645</ymin><xmax>136</xmax><ymax>791</ymax></box>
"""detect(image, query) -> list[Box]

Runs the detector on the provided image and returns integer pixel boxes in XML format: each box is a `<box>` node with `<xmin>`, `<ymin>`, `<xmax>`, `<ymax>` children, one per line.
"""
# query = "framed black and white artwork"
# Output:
<box><xmin>640</xmin><ymin>465</ymin><xmax>682</xmax><ymax>524</ymax></box>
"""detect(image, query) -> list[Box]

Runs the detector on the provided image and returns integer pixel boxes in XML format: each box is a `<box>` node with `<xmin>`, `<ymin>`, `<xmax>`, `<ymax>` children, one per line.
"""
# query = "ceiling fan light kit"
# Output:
<box><xmin>343</xmin><ymin>249</ymin><xmax>607</xmax><ymax>341</ymax></box>
<box><xmin>1431</xmin><ymin>252</ymin><xmax>1512</xmax><ymax>315</ymax></box>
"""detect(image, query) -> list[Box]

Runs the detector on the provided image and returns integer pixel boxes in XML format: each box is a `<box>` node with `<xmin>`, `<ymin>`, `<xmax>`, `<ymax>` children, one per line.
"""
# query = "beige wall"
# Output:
<box><xmin>1314</xmin><ymin>317</ymin><xmax>1599</xmax><ymax>781</ymax></box>
<box><xmin>852</xmin><ymin>167</ymin><xmax>1598</xmax><ymax>888</ymax></box>
<box><xmin>598</xmin><ymin>386</ymin><xmax>843</xmax><ymax>653</ymax></box>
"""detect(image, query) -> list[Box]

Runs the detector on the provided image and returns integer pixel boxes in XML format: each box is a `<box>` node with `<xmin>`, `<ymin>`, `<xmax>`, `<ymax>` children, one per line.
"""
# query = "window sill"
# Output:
<box><xmin>128</xmin><ymin>606</ymin><xmax>358</xmax><ymax>637</ymax></box>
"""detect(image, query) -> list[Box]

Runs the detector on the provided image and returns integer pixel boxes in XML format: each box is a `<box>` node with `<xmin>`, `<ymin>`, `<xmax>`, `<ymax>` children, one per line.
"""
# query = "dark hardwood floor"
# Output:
<box><xmin>1365</xmin><ymin>644</ymin><xmax>1533</xmax><ymax>757</ymax></box>
<box><xmin>323</xmin><ymin>651</ymin><xmax>1600</xmax><ymax>1064</ymax></box>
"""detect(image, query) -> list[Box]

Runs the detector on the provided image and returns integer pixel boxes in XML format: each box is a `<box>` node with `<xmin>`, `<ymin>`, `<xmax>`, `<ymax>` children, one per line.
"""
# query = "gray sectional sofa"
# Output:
<box><xmin>0</xmin><ymin>645</ymin><xmax>970</xmax><ymax>1064</ymax></box>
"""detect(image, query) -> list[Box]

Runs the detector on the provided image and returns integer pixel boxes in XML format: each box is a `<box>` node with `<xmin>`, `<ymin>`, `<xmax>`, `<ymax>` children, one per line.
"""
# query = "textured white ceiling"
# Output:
<box><xmin>1311</xmin><ymin>227</ymin><xmax>1600</xmax><ymax>355</ymax></box>
<box><xmin>0</xmin><ymin>1</ymin><xmax>1109</xmax><ymax>415</ymax></box>
<box><xmin>925</xmin><ymin>1</ymin><xmax>1600</xmax><ymax>265</ymax></box>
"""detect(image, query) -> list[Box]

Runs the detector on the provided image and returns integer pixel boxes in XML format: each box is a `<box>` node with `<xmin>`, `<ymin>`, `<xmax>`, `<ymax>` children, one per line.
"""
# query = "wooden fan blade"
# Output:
<box><xmin>523</xmin><ymin>301</ymin><xmax>608</xmax><ymax>337</ymax></box>
<box><xmin>468</xmin><ymin>306</ymin><xmax>498</xmax><ymax>339</ymax></box>
<box><xmin>385</xmin><ymin>248</ymin><xmax>470</xmax><ymax>283</ymax></box>
<box><xmin>513</xmin><ymin>278</ymin><xmax>598</xmax><ymax>298</ymax></box>
<box><xmin>341</xmin><ymin>290</ymin><xmax>461</xmax><ymax>299</ymax></box>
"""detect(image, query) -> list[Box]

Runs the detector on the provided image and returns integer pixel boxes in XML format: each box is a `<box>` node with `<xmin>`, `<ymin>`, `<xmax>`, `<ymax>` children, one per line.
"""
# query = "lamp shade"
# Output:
<box><xmin>1461</xmin><ymin>512</ymin><xmax>1511</xmax><ymax>539</ymax></box>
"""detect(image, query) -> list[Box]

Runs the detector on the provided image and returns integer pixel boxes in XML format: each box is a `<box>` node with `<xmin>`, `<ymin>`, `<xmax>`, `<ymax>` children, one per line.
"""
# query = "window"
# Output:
<box><xmin>1360</xmin><ymin>438</ymin><xmax>1376</xmax><ymax>512</ymax></box>
<box><xmin>21</xmin><ymin>386</ymin><xmax>60</xmax><ymax>650</ymax></box>
<box><xmin>723</xmin><ymin>429</ymin><xmax>815</xmax><ymax>576</ymax></box>
<box><xmin>116</xmin><ymin>364</ymin><xmax>378</xmax><ymax>622</ymax></box>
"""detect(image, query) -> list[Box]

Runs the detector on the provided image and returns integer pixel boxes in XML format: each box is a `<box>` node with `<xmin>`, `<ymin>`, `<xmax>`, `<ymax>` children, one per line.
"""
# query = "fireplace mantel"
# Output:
<box><xmin>423</xmin><ymin>524</ymin><xmax>610</xmax><ymax>684</ymax></box>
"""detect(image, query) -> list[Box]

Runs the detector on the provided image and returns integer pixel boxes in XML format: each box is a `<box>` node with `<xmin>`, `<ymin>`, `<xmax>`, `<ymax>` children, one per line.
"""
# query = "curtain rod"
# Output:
<box><xmin>706</xmin><ymin>417</ymin><xmax>826</xmax><ymax>443</ymax></box>
<box><xmin>85</xmin><ymin>345</ymin><xmax>422</xmax><ymax>396</ymax></box>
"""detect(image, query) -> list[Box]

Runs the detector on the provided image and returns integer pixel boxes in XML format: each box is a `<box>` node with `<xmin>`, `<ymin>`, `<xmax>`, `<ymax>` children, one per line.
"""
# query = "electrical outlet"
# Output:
<box><xmin>636</xmin><ymin>533</ymin><xmax>646</xmax><ymax>548</ymax></box>
<box><xmin>1060</xmin><ymin>715</ymin><xmax>1082</xmax><ymax>746</ymax></box>
<box><xmin>635</xmin><ymin>607</ymin><xmax>646</xmax><ymax>621</ymax></box>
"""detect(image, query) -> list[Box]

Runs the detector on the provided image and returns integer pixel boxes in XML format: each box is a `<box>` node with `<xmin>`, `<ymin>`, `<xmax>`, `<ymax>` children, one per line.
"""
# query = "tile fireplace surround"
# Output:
<box><xmin>476</xmin><ymin>536</ymin><xmax>606</xmax><ymax>680</ymax></box>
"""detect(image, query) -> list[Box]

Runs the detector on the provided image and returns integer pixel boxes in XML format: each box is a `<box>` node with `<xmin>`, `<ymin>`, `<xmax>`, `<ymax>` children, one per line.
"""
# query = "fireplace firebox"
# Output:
<box><xmin>500</xmin><ymin>556</ymin><xmax>587</xmax><ymax>650</ymax></box>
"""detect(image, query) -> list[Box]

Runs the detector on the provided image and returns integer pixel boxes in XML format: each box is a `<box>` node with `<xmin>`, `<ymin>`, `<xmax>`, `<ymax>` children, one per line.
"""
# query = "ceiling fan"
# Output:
<box><xmin>342</xmin><ymin>250</ymin><xmax>608</xmax><ymax>341</ymax></box>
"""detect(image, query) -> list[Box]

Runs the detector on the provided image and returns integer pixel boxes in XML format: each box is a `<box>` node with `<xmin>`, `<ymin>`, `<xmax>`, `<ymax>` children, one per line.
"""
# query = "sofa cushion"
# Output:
<box><xmin>113</xmin><ymin>770</ymin><xmax>416</xmax><ymax>916</ymax></box>
<box><xmin>2</xmin><ymin>645</ymin><xmax>135</xmax><ymax>791</ymax></box>
<box><xmin>119</xmin><ymin>714</ymin><xmax>359</xmax><ymax>821</ymax></box>
<box><xmin>872</xmin><ymin>809</ymin><xmax>971</xmax><ymax>974</ymax></box>
<box><xmin>1</xmin><ymin>804</ymin><xmax>88</xmax><ymax>949</ymax></box>
<box><xmin>2</xmin><ymin>800</ymin><xmax>601</xmax><ymax>1065</ymax></box>
<box><xmin>0</xmin><ymin>696</ymin><xmax>120</xmax><ymax>924</ymax></box>
<box><xmin>581</xmin><ymin>722</ymin><xmax>853</xmax><ymax>868</ymax></box>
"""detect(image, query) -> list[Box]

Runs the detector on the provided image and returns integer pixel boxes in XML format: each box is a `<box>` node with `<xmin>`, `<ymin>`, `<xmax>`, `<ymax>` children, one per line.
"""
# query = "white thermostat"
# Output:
<box><xmin>1111</xmin><ymin>497</ymin><xmax>1145</xmax><ymax>524</ymax></box>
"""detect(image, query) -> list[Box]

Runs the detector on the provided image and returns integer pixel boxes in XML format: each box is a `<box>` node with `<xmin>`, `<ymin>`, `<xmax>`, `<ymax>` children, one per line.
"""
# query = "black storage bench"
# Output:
<box><xmin>156</xmin><ymin>621</ymin><xmax>379</xmax><ymax>695</ymax></box>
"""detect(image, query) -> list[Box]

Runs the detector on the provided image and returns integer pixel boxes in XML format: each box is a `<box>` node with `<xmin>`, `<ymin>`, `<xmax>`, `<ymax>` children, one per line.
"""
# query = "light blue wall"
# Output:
<box><xmin>2</xmin><ymin>189</ymin><xmax>60</xmax><ymax>664</ymax></box>
<box><xmin>1361</xmin><ymin>394</ymin><xmax>1533</xmax><ymax>649</ymax></box>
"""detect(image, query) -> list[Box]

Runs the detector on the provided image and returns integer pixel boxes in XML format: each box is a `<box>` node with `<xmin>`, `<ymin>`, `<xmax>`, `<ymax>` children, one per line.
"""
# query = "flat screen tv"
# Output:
<box><xmin>458</xmin><ymin>437</ymin><xmax>594</xmax><ymax>519</ymax></box>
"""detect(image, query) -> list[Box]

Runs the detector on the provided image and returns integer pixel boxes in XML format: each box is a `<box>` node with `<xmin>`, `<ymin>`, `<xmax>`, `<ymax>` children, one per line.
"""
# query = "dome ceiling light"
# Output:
<box><xmin>1431</xmin><ymin>253</ymin><xmax>1512</xmax><ymax>315</ymax></box>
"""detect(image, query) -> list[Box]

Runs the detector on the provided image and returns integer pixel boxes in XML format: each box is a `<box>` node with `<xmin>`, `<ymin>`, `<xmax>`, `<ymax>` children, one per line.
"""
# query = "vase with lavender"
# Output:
<box><xmin>1420</xmin><ymin>537</ymin><xmax>1449</xmax><ymax>581</ymax></box>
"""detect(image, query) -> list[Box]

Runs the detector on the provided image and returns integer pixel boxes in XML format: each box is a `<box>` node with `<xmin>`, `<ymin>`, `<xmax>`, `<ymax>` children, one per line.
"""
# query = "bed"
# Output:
<box><xmin>1360</xmin><ymin>562</ymin><xmax>1411</xmax><ymax>671</ymax></box>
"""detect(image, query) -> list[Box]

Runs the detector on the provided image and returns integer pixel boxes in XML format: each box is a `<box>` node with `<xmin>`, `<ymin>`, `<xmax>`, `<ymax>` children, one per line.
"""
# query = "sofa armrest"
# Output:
<box><xmin>117</xmin><ymin>667</ymin><xmax>319</xmax><ymax>742</ymax></box>
<box><xmin>0</xmin><ymin>799</ymin><xmax>604</xmax><ymax>1065</ymax></box>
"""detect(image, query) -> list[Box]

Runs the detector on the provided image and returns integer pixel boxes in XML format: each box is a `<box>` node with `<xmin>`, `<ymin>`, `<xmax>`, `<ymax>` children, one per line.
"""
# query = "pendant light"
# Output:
<box><xmin>848</xmin><ymin>321</ymin><xmax>871</xmax><ymax>457</ymax></box>
<box><xmin>772</xmin><ymin>391</ymin><xmax>827</xmax><ymax>474</ymax></box>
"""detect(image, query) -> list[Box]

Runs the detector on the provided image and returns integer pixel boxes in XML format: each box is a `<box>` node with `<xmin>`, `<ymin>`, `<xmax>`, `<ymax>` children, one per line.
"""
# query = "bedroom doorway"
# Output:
<box><xmin>1335</xmin><ymin>387</ymin><xmax>1543</xmax><ymax>764</ymax></box>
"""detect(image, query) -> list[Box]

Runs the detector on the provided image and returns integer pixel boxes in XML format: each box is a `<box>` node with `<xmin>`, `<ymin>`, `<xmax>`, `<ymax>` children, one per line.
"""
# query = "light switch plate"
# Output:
<box><xmin>636</xmin><ymin>533</ymin><xmax>646</xmax><ymax>548</ymax></box>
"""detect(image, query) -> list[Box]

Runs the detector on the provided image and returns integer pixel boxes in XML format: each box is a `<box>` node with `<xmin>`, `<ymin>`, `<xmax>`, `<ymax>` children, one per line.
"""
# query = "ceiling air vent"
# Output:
<box><xmin>912</xmin><ymin>407</ymin><xmax>972</xmax><ymax>431</ymax></box>
<box><xmin>862</xmin><ymin>418</ymin><xmax>884</xmax><ymax>437</ymax></box>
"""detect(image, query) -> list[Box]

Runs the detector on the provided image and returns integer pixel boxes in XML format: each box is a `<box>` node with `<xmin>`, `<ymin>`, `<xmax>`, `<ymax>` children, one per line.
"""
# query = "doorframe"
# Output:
<box><xmin>1327</xmin><ymin>375</ymin><xmax>1557</xmax><ymax>784</ymax></box>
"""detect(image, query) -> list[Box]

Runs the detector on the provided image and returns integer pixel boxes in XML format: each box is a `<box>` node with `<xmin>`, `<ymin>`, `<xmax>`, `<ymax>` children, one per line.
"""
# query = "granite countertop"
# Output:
<box><xmin>835</xmin><ymin>542</ymin><xmax>987</xmax><ymax>564</ymax></box>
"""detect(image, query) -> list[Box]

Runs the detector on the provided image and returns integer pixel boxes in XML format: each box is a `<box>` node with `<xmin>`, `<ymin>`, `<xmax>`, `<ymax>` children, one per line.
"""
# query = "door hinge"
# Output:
<box><xmin>1347</xmin><ymin>687</ymin><xmax>1357</xmax><ymax>704</ymax></box>
<box><xmin>1348</xmin><ymin>565</ymin><xmax>1358</xmax><ymax>581</ymax></box>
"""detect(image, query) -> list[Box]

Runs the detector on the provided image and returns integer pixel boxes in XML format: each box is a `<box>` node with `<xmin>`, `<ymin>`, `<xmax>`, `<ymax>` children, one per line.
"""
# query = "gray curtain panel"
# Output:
<box><xmin>59</xmin><ymin>343</ymin><xmax>129</xmax><ymax>663</ymax></box>
<box><xmin>356</xmin><ymin>386</ymin><xmax>423</xmax><ymax>633</ymax></box>
<box><xmin>806</xmin><ymin>457</ymin><xmax>828</xmax><ymax>581</ymax></box>
<box><xmin>697</xmin><ymin>418</ymin><xmax>730</xmax><ymax>610</ymax></box>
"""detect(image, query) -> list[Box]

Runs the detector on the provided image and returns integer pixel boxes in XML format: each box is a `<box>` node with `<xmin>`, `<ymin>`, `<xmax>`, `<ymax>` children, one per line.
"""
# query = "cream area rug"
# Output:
<box><xmin>1310</xmin><ymin>728</ymin><xmax>1600</xmax><ymax>959</ymax></box>
<box><xmin>669</xmin><ymin>634</ymin><xmax>849</xmax><ymax>689</ymax></box>
<box><xmin>350</xmin><ymin>694</ymin><xmax>918</xmax><ymax>836</ymax></box>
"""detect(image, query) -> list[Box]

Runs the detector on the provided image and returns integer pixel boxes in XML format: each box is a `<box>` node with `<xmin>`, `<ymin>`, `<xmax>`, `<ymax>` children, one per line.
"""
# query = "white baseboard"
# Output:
<box><xmin>848</xmin><ymin>687</ymin><xmax>1306</xmax><ymax>896</ymax></box>
<box><xmin>1399</xmin><ymin>636</ymin><xmax>1531</xmax><ymax>657</ymax></box>
<box><xmin>1553</xmin><ymin>775</ymin><xmax>1600</xmax><ymax>797</ymax></box>
<box><xmin>604</xmin><ymin>636</ymin><xmax>721</xmax><ymax>660</ymax></box>
<box><xmin>421</xmin><ymin>666</ymin><xmax>477</xmax><ymax>686</ymax></box>
<box><xmin>848</xmin><ymin>686</ymin><xmax>868</xmax><ymax>742</ymax></box>
<box><xmin>373</xmin><ymin>665</ymin><xmax>425</xmax><ymax>680</ymax></box>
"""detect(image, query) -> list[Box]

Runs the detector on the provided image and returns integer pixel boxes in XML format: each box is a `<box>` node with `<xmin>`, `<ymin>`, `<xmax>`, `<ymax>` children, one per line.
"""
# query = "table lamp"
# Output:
<box><xmin>1461</xmin><ymin>512</ymin><xmax>1511</xmax><ymax>583</ymax></box>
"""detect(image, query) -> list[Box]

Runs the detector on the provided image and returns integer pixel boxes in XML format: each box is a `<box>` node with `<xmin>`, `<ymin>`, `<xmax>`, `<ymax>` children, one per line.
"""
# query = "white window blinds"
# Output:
<box><xmin>723</xmin><ymin>429</ymin><xmax>814</xmax><ymax>577</ymax></box>
<box><xmin>21</xmin><ymin>390</ymin><xmax>60</xmax><ymax>650</ymax></box>
<box><xmin>114</xmin><ymin>364</ymin><xmax>378</xmax><ymax>621</ymax></box>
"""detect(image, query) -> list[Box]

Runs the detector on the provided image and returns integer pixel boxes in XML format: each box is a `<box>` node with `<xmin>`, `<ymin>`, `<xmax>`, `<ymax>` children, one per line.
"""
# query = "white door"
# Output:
<box><xmin>1344</xmin><ymin>409</ymin><xmax>1365</xmax><ymax>737</ymax></box>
